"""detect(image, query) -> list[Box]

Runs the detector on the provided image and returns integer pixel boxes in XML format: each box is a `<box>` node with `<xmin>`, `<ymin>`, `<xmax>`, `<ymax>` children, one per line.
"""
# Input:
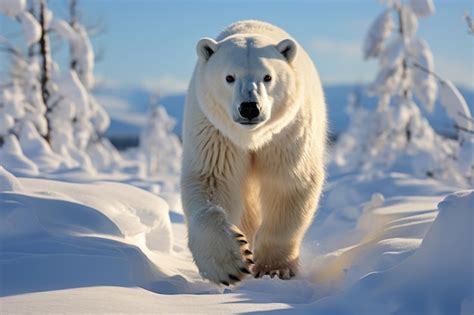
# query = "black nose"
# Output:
<box><xmin>239</xmin><ymin>102</ymin><xmax>260</xmax><ymax>120</ymax></box>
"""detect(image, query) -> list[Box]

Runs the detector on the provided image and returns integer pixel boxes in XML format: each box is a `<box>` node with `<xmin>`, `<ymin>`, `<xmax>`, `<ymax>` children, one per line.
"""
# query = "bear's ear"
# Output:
<box><xmin>196</xmin><ymin>37</ymin><xmax>218</xmax><ymax>62</ymax></box>
<box><xmin>276</xmin><ymin>39</ymin><xmax>298</xmax><ymax>63</ymax></box>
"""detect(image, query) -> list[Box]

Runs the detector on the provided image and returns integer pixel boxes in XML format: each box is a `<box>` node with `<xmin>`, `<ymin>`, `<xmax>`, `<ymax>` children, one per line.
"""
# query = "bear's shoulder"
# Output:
<box><xmin>216</xmin><ymin>20</ymin><xmax>291</xmax><ymax>42</ymax></box>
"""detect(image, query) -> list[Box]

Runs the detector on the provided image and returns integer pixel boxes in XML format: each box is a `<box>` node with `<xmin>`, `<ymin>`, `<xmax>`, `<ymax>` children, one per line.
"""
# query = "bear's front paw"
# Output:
<box><xmin>252</xmin><ymin>258</ymin><xmax>298</xmax><ymax>280</ymax></box>
<box><xmin>191</xmin><ymin>225</ymin><xmax>254</xmax><ymax>286</ymax></box>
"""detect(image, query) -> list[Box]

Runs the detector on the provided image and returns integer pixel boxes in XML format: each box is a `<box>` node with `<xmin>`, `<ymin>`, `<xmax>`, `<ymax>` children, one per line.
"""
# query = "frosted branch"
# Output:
<box><xmin>410</xmin><ymin>60</ymin><xmax>444</xmax><ymax>83</ymax></box>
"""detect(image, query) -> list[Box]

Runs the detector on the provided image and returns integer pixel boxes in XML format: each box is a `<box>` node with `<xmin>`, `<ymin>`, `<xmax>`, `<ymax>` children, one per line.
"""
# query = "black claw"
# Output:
<box><xmin>229</xmin><ymin>274</ymin><xmax>240</xmax><ymax>282</ymax></box>
<box><xmin>289</xmin><ymin>270</ymin><xmax>296</xmax><ymax>278</ymax></box>
<box><xmin>238</xmin><ymin>239</ymin><xmax>248</xmax><ymax>245</ymax></box>
<box><xmin>221</xmin><ymin>281</ymin><xmax>230</xmax><ymax>286</ymax></box>
<box><xmin>254</xmin><ymin>272</ymin><xmax>262</xmax><ymax>278</ymax></box>
<box><xmin>243</xmin><ymin>249</ymin><xmax>252</xmax><ymax>256</ymax></box>
<box><xmin>240</xmin><ymin>267</ymin><xmax>251</xmax><ymax>274</ymax></box>
<box><xmin>246</xmin><ymin>258</ymin><xmax>255</xmax><ymax>264</ymax></box>
<box><xmin>234</xmin><ymin>233</ymin><xmax>244</xmax><ymax>238</ymax></box>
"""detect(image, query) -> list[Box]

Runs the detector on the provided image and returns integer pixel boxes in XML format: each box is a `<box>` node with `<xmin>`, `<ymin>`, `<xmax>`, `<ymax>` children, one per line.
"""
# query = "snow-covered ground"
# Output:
<box><xmin>1</xmin><ymin>156</ymin><xmax>472</xmax><ymax>314</ymax></box>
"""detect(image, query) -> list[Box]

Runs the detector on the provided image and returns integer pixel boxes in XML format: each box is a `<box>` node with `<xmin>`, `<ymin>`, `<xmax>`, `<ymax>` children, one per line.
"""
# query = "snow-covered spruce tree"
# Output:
<box><xmin>47</xmin><ymin>0</ymin><xmax>117</xmax><ymax>170</ymax></box>
<box><xmin>334</xmin><ymin>0</ymin><xmax>472</xmax><ymax>185</ymax></box>
<box><xmin>138</xmin><ymin>94</ymin><xmax>182</xmax><ymax>177</ymax></box>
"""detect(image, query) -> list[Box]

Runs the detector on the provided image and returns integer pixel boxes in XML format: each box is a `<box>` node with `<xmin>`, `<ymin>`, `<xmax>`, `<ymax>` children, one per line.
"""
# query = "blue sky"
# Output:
<box><xmin>1</xmin><ymin>0</ymin><xmax>473</xmax><ymax>94</ymax></box>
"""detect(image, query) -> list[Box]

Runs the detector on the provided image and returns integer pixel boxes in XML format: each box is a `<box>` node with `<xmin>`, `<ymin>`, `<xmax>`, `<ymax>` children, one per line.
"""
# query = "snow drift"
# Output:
<box><xmin>300</xmin><ymin>190</ymin><xmax>474</xmax><ymax>315</ymax></box>
<box><xmin>1</xmin><ymin>165</ymin><xmax>472</xmax><ymax>314</ymax></box>
<box><xmin>0</xmin><ymin>166</ymin><xmax>172</xmax><ymax>297</ymax></box>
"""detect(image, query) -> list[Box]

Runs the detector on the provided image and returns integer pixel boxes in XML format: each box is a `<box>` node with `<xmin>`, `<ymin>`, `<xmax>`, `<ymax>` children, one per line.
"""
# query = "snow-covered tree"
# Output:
<box><xmin>0</xmin><ymin>0</ymin><xmax>117</xmax><ymax>173</ymax></box>
<box><xmin>48</xmin><ymin>0</ymin><xmax>116</xmax><ymax>170</ymax></box>
<box><xmin>0</xmin><ymin>0</ymin><xmax>46</xmax><ymax>143</ymax></box>
<box><xmin>138</xmin><ymin>95</ymin><xmax>182</xmax><ymax>177</ymax></box>
<box><xmin>334</xmin><ymin>0</ymin><xmax>473</xmax><ymax>185</ymax></box>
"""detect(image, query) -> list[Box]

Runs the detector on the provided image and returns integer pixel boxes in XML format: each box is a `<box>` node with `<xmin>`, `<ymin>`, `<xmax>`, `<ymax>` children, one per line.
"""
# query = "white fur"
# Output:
<box><xmin>181</xmin><ymin>20</ymin><xmax>327</xmax><ymax>284</ymax></box>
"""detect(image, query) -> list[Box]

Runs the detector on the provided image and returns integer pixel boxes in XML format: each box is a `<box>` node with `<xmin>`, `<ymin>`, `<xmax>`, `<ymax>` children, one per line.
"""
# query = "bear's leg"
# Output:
<box><xmin>252</xmin><ymin>184</ymin><xmax>321</xmax><ymax>279</ymax></box>
<box><xmin>181</xmin><ymin>134</ymin><xmax>254</xmax><ymax>285</ymax></box>
<box><xmin>182</xmin><ymin>175</ymin><xmax>254</xmax><ymax>285</ymax></box>
<box><xmin>239</xmin><ymin>170</ymin><xmax>262</xmax><ymax>244</ymax></box>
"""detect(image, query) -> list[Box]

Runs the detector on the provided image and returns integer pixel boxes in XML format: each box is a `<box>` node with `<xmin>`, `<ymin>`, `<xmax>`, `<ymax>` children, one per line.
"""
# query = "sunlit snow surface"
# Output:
<box><xmin>1</xmin><ymin>161</ymin><xmax>472</xmax><ymax>314</ymax></box>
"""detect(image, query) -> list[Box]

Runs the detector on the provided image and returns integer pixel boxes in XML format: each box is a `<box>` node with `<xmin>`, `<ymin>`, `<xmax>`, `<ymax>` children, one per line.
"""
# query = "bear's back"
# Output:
<box><xmin>216</xmin><ymin>20</ymin><xmax>292</xmax><ymax>42</ymax></box>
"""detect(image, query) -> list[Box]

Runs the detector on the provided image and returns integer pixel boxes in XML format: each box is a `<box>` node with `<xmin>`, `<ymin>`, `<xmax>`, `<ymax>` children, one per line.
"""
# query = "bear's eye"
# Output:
<box><xmin>263</xmin><ymin>74</ymin><xmax>272</xmax><ymax>82</ymax></box>
<box><xmin>225</xmin><ymin>75</ymin><xmax>235</xmax><ymax>83</ymax></box>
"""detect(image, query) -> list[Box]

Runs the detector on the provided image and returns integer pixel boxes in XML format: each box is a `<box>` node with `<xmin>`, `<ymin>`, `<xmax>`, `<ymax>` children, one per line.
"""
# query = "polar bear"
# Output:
<box><xmin>181</xmin><ymin>20</ymin><xmax>326</xmax><ymax>285</ymax></box>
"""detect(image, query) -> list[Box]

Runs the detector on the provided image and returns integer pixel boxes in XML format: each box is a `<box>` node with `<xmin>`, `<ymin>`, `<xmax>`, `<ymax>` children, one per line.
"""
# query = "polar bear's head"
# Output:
<box><xmin>194</xmin><ymin>34</ymin><xmax>304</xmax><ymax>150</ymax></box>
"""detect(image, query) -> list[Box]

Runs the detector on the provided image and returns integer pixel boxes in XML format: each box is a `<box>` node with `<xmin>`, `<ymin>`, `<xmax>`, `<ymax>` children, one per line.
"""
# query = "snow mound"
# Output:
<box><xmin>0</xmin><ymin>170</ymin><xmax>173</xmax><ymax>297</ymax></box>
<box><xmin>301</xmin><ymin>190</ymin><xmax>474</xmax><ymax>314</ymax></box>
<box><xmin>302</xmin><ymin>171</ymin><xmax>456</xmax><ymax>287</ymax></box>
<box><xmin>0</xmin><ymin>135</ymin><xmax>39</xmax><ymax>176</ymax></box>
<box><xmin>0</xmin><ymin>166</ymin><xmax>23</xmax><ymax>191</ymax></box>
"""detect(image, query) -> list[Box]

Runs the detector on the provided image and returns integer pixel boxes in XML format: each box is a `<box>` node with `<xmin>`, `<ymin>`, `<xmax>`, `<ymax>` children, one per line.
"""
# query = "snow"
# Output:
<box><xmin>49</xmin><ymin>18</ymin><xmax>76</xmax><ymax>41</ymax></box>
<box><xmin>1</xmin><ymin>85</ymin><xmax>25</xmax><ymax>119</ymax></box>
<box><xmin>379</xmin><ymin>35</ymin><xmax>404</xmax><ymax>69</ymax></box>
<box><xmin>17</xmin><ymin>11</ymin><xmax>41</xmax><ymax>46</ymax></box>
<box><xmin>0</xmin><ymin>153</ymin><xmax>472</xmax><ymax>313</ymax></box>
<box><xmin>55</xmin><ymin>70</ymin><xmax>90</xmax><ymax>117</ymax></box>
<box><xmin>89</xmin><ymin>96</ymin><xmax>110</xmax><ymax>133</ymax></box>
<box><xmin>411</xmin><ymin>38</ymin><xmax>437</xmax><ymax>111</ymax></box>
<box><xmin>360</xmin><ymin>0</ymin><xmax>472</xmax><ymax>185</ymax></box>
<box><xmin>458</xmin><ymin>138</ymin><xmax>474</xmax><ymax>174</ymax></box>
<box><xmin>71</xmin><ymin>24</ymin><xmax>95</xmax><ymax>89</ymax></box>
<box><xmin>0</xmin><ymin>113</ymin><xmax>14</xmax><ymax>135</ymax></box>
<box><xmin>0</xmin><ymin>135</ymin><xmax>39</xmax><ymax>175</ymax></box>
<box><xmin>0</xmin><ymin>174</ymin><xmax>172</xmax><ymax>298</ymax></box>
<box><xmin>1</xmin><ymin>286</ymin><xmax>289</xmax><ymax>314</ymax></box>
<box><xmin>49</xmin><ymin>18</ymin><xmax>95</xmax><ymax>89</ymax></box>
<box><xmin>400</xmin><ymin>4</ymin><xmax>419</xmax><ymax>40</ymax></box>
<box><xmin>304</xmin><ymin>191</ymin><xmax>473</xmax><ymax>315</ymax></box>
<box><xmin>410</xmin><ymin>0</ymin><xmax>435</xmax><ymax>17</ymax></box>
<box><xmin>333</xmin><ymin>100</ymin><xmax>468</xmax><ymax>185</ymax></box>
<box><xmin>0</xmin><ymin>166</ymin><xmax>23</xmax><ymax>191</ymax></box>
<box><xmin>439</xmin><ymin>80</ymin><xmax>473</xmax><ymax>140</ymax></box>
<box><xmin>86</xmin><ymin>138</ymin><xmax>122</xmax><ymax>171</ymax></box>
<box><xmin>0</xmin><ymin>0</ymin><xmax>25</xmax><ymax>17</ymax></box>
<box><xmin>138</xmin><ymin>104</ymin><xmax>182</xmax><ymax>176</ymax></box>
<box><xmin>0</xmin><ymin>4</ymin><xmax>113</xmax><ymax>174</ymax></box>
<box><xmin>17</xmin><ymin>121</ymin><xmax>69</xmax><ymax>172</ymax></box>
<box><xmin>363</xmin><ymin>9</ymin><xmax>393</xmax><ymax>59</ymax></box>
